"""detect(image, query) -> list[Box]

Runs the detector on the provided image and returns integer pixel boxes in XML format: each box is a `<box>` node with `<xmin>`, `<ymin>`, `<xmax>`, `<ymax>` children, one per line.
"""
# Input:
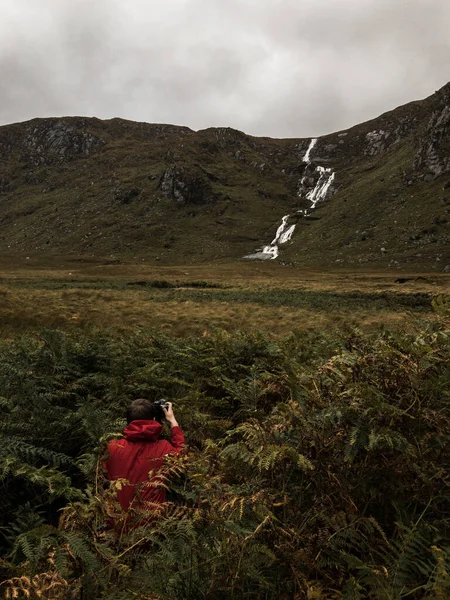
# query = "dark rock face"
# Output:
<box><xmin>363</xmin><ymin>130</ymin><xmax>391</xmax><ymax>156</ymax></box>
<box><xmin>0</xmin><ymin>118</ymin><xmax>104</xmax><ymax>166</ymax></box>
<box><xmin>0</xmin><ymin>176</ymin><xmax>15</xmax><ymax>193</ymax></box>
<box><xmin>114</xmin><ymin>187</ymin><xmax>141</xmax><ymax>204</ymax></box>
<box><xmin>160</xmin><ymin>165</ymin><xmax>213</xmax><ymax>205</ymax></box>
<box><xmin>414</xmin><ymin>86</ymin><xmax>450</xmax><ymax>177</ymax></box>
<box><xmin>23</xmin><ymin>120</ymin><xmax>104</xmax><ymax>165</ymax></box>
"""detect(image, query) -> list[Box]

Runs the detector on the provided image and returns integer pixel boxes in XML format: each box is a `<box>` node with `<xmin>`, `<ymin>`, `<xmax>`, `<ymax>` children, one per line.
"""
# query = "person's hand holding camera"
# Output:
<box><xmin>162</xmin><ymin>402</ymin><xmax>179</xmax><ymax>428</ymax></box>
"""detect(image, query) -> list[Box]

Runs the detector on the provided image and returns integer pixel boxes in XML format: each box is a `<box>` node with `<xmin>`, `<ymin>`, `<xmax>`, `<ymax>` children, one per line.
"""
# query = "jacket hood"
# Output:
<box><xmin>123</xmin><ymin>420</ymin><xmax>162</xmax><ymax>442</ymax></box>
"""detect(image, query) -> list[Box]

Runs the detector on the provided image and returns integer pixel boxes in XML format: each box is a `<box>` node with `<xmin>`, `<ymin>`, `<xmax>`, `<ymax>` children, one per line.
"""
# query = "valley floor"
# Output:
<box><xmin>0</xmin><ymin>258</ymin><xmax>448</xmax><ymax>335</ymax></box>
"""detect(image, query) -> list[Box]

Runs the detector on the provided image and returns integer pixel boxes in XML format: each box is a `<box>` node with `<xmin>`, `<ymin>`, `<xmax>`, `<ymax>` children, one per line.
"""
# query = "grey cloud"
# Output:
<box><xmin>0</xmin><ymin>0</ymin><xmax>449</xmax><ymax>137</ymax></box>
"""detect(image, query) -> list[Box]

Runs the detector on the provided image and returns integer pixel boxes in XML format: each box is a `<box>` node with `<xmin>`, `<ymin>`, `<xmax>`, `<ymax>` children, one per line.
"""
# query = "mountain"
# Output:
<box><xmin>0</xmin><ymin>83</ymin><xmax>449</xmax><ymax>269</ymax></box>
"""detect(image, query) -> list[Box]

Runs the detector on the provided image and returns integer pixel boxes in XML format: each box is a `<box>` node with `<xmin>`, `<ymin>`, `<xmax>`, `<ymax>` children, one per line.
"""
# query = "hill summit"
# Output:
<box><xmin>0</xmin><ymin>83</ymin><xmax>449</xmax><ymax>269</ymax></box>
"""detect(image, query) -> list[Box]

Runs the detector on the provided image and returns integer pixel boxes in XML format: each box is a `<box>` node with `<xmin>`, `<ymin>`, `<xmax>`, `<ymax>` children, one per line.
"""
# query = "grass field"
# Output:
<box><xmin>0</xmin><ymin>258</ymin><xmax>448</xmax><ymax>335</ymax></box>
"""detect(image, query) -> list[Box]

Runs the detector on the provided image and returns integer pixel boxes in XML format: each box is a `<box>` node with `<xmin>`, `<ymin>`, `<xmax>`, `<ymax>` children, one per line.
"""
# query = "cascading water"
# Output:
<box><xmin>302</xmin><ymin>138</ymin><xmax>317</xmax><ymax>164</ymax></box>
<box><xmin>306</xmin><ymin>166</ymin><xmax>335</xmax><ymax>210</ymax></box>
<box><xmin>244</xmin><ymin>214</ymin><xmax>296</xmax><ymax>260</ymax></box>
<box><xmin>244</xmin><ymin>138</ymin><xmax>335</xmax><ymax>260</ymax></box>
<box><xmin>261</xmin><ymin>216</ymin><xmax>296</xmax><ymax>259</ymax></box>
<box><xmin>300</xmin><ymin>137</ymin><xmax>335</xmax><ymax>212</ymax></box>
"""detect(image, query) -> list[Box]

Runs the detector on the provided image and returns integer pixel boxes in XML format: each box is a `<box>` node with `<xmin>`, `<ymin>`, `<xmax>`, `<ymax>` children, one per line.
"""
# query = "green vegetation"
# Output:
<box><xmin>1</xmin><ymin>275</ymin><xmax>434</xmax><ymax>311</ymax></box>
<box><xmin>1</xmin><ymin>302</ymin><xmax>449</xmax><ymax>598</ymax></box>
<box><xmin>0</xmin><ymin>277</ymin><xmax>227</xmax><ymax>291</ymax></box>
<box><xmin>141</xmin><ymin>287</ymin><xmax>434</xmax><ymax>312</ymax></box>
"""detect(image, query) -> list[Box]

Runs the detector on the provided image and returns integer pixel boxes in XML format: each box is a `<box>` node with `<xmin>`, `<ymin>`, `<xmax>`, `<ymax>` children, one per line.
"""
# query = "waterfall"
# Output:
<box><xmin>306</xmin><ymin>166</ymin><xmax>335</xmax><ymax>210</ymax></box>
<box><xmin>243</xmin><ymin>138</ymin><xmax>335</xmax><ymax>260</ymax></box>
<box><xmin>245</xmin><ymin>215</ymin><xmax>296</xmax><ymax>260</ymax></box>
<box><xmin>300</xmin><ymin>138</ymin><xmax>335</xmax><ymax>213</ymax></box>
<box><xmin>302</xmin><ymin>138</ymin><xmax>317</xmax><ymax>164</ymax></box>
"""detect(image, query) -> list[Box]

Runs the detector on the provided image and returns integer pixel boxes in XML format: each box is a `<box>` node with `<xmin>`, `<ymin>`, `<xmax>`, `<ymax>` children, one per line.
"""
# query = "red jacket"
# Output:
<box><xmin>105</xmin><ymin>420</ymin><xmax>185</xmax><ymax>510</ymax></box>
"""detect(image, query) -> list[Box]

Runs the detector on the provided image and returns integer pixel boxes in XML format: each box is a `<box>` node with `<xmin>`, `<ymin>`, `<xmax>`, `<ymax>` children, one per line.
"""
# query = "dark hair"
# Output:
<box><xmin>126</xmin><ymin>398</ymin><xmax>156</xmax><ymax>424</ymax></box>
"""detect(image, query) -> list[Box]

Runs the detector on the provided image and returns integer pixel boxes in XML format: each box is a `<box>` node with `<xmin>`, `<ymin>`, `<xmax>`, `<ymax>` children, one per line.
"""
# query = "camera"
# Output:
<box><xmin>152</xmin><ymin>399</ymin><xmax>169</xmax><ymax>422</ymax></box>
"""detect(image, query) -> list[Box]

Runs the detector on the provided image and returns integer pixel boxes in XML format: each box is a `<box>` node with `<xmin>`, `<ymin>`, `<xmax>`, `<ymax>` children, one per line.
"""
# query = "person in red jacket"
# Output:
<box><xmin>105</xmin><ymin>398</ymin><xmax>185</xmax><ymax>519</ymax></box>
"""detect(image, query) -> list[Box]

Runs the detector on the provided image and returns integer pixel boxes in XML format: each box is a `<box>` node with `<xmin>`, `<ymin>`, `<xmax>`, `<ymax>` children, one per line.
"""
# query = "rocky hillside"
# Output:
<box><xmin>0</xmin><ymin>83</ymin><xmax>449</xmax><ymax>270</ymax></box>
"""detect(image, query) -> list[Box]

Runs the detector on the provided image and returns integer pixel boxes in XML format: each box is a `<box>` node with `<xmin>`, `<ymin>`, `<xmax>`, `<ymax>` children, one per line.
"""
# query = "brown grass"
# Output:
<box><xmin>1</xmin><ymin>257</ymin><xmax>449</xmax><ymax>291</ymax></box>
<box><xmin>0</xmin><ymin>279</ymin><xmax>441</xmax><ymax>338</ymax></box>
<box><xmin>0</xmin><ymin>259</ymin><xmax>447</xmax><ymax>336</ymax></box>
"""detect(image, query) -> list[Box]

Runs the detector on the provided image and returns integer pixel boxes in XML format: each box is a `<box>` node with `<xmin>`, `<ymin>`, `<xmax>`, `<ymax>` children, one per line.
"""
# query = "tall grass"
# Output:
<box><xmin>0</xmin><ymin>277</ymin><xmax>437</xmax><ymax>339</ymax></box>
<box><xmin>3</xmin><ymin>276</ymin><xmax>435</xmax><ymax>312</ymax></box>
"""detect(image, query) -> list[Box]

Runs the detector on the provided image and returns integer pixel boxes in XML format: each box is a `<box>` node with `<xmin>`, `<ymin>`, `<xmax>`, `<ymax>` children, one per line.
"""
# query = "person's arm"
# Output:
<box><xmin>163</xmin><ymin>402</ymin><xmax>185</xmax><ymax>452</ymax></box>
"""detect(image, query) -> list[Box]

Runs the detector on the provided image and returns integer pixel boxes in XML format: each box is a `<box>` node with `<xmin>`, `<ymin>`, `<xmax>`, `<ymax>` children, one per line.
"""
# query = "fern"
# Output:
<box><xmin>0</xmin><ymin>322</ymin><xmax>449</xmax><ymax>598</ymax></box>
<box><xmin>63</xmin><ymin>532</ymin><xmax>102</xmax><ymax>575</ymax></box>
<box><xmin>0</xmin><ymin>503</ymin><xmax>45</xmax><ymax>545</ymax></box>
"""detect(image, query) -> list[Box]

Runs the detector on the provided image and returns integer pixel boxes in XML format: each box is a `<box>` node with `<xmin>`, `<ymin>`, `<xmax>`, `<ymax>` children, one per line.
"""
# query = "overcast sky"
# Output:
<box><xmin>0</xmin><ymin>0</ymin><xmax>449</xmax><ymax>138</ymax></box>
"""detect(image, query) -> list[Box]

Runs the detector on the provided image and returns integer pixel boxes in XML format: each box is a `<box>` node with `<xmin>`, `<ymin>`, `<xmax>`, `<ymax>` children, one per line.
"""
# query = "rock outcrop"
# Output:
<box><xmin>160</xmin><ymin>165</ymin><xmax>213</xmax><ymax>205</ymax></box>
<box><xmin>0</xmin><ymin>118</ymin><xmax>105</xmax><ymax>167</ymax></box>
<box><xmin>23</xmin><ymin>120</ymin><xmax>104</xmax><ymax>165</ymax></box>
<box><xmin>414</xmin><ymin>84</ymin><xmax>450</xmax><ymax>177</ymax></box>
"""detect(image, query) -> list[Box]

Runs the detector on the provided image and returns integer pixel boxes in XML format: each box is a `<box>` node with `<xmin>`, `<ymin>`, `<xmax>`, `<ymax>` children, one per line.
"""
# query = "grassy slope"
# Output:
<box><xmin>0</xmin><ymin>85</ymin><xmax>449</xmax><ymax>268</ymax></box>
